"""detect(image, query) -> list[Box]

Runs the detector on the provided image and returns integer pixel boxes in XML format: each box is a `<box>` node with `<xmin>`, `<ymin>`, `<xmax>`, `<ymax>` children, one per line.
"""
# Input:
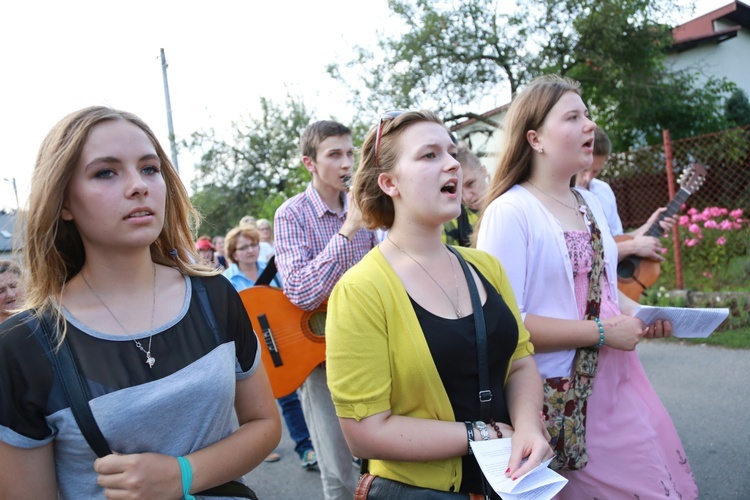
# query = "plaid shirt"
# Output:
<box><xmin>274</xmin><ymin>183</ymin><xmax>378</xmax><ymax>311</ymax></box>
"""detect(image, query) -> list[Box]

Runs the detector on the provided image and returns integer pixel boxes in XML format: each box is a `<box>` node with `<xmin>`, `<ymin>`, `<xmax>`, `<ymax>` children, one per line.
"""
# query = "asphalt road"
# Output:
<box><xmin>244</xmin><ymin>340</ymin><xmax>749</xmax><ymax>499</ymax></box>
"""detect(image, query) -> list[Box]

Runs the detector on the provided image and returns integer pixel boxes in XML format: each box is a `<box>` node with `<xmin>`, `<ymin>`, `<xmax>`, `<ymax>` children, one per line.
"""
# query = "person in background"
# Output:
<box><xmin>223</xmin><ymin>225</ymin><xmax>317</xmax><ymax>470</ymax></box>
<box><xmin>195</xmin><ymin>235</ymin><xmax>223</xmax><ymax>270</ymax></box>
<box><xmin>274</xmin><ymin>120</ymin><xmax>378</xmax><ymax>500</ymax></box>
<box><xmin>443</xmin><ymin>144</ymin><xmax>489</xmax><ymax>246</ymax></box>
<box><xmin>239</xmin><ymin>216</ymin><xmax>274</xmax><ymax>262</ymax></box>
<box><xmin>575</xmin><ymin>127</ymin><xmax>675</xmax><ymax>262</ymax></box>
<box><xmin>0</xmin><ymin>105</ymin><xmax>280</xmax><ymax>498</ymax></box>
<box><xmin>256</xmin><ymin>218</ymin><xmax>275</xmax><ymax>249</ymax></box>
<box><xmin>475</xmin><ymin>75</ymin><xmax>697</xmax><ymax>498</ymax></box>
<box><xmin>223</xmin><ymin>226</ymin><xmax>281</xmax><ymax>289</ymax></box>
<box><xmin>326</xmin><ymin>110</ymin><xmax>552</xmax><ymax>498</ymax></box>
<box><xmin>0</xmin><ymin>260</ymin><xmax>22</xmax><ymax>323</ymax></box>
<box><xmin>212</xmin><ymin>235</ymin><xmax>227</xmax><ymax>269</ymax></box>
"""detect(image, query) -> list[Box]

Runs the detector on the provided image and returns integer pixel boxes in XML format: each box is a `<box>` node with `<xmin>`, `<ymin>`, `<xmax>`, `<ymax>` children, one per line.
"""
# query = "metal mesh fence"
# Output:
<box><xmin>600</xmin><ymin>125</ymin><xmax>750</xmax><ymax>291</ymax></box>
<box><xmin>600</xmin><ymin>125</ymin><xmax>750</xmax><ymax>229</ymax></box>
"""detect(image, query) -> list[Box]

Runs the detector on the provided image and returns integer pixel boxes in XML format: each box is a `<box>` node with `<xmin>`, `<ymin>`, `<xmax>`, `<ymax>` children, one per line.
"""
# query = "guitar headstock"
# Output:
<box><xmin>678</xmin><ymin>164</ymin><xmax>707</xmax><ymax>194</ymax></box>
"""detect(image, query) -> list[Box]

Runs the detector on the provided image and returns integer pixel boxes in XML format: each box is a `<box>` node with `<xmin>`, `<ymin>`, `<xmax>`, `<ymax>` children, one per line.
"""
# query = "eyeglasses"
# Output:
<box><xmin>236</xmin><ymin>243</ymin><xmax>259</xmax><ymax>252</ymax></box>
<box><xmin>374</xmin><ymin>110</ymin><xmax>404</xmax><ymax>168</ymax></box>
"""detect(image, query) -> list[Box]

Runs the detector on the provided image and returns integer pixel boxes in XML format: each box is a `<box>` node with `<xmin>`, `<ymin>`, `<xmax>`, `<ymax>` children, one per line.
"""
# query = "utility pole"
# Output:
<box><xmin>160</xmin><ymin>48</ymin><xmax>179</xmax><ymax>172</ymax></box>
<box><xmin>3</xmin><ymin>177</ymin><xmax>19</xmax><ymax>212</ymax></box>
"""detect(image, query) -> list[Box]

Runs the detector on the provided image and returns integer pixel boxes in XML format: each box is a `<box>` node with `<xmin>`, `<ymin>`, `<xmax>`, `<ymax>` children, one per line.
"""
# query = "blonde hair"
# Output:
<box><xmin>474</xmin><ymin>75</ymin><xmax>581</xmax><ymax>237</ymax></box>
<box><xmin>22</xmin><ymin>106</ymin><xmax>212</xmax><ymax>334</ymax></box>
<box><xmin>224</xmin><ymin>226</ymin><xmax>261</xmax><ymax>264</ymax></box>
<box><xmin>456</xmin><ymin>144</ymin><xmax>484</xmax><ymax>173</ymax></box>
<box><xmin>353</xmin><ymin>110</ymin><xmax>448</xmax><ymax>230</ymax></box>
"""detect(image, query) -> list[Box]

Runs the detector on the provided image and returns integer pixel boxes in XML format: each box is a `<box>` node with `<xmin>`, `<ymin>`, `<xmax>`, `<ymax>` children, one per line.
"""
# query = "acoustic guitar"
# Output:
<box><xmin>238</xmin><ymin>286</ymin><xmax>327</xmax><ymax>399</ymax></box>
<box><xmin>616</xmin><ymin>164</ymin><xmax>707</xmax><ymax>301</ymax></box>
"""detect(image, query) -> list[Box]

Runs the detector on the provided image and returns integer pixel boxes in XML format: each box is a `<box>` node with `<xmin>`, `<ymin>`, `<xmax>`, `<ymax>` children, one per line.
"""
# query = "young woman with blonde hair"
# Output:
<box><xmin>325</xmin><ymin>110</ymin><xmax>553</xmax><ymax>498</ymax></box>
<box><xmin>475</xmin><ymin>75</ymin><xmax>697</xmax><ymax>498</ymax></box>
<box><xmin>0</xmin><ymin>106</ymin><xmax>280</xmax><ymax>498</ymax></box>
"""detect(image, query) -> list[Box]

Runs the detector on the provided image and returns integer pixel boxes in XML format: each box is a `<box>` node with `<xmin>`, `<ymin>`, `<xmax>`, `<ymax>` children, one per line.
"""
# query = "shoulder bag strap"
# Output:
<box><xmin>33</xmin><ymin>313</ymin><xmax>113</xmax><ymax>458</ymax></box>
<box><xmin>446</xmin><ymin>246</ymin><xmax>491</xmax><ymax>422</ymax></box>
<box><xmin>572</xmin><ymin>190</ymin><xmax>605</xmax><ymax>320</ymax></box>
<box><xmin>571</xmin><ymin>190</ymin><xmax>605</xmax><ymax>389</ymax></box>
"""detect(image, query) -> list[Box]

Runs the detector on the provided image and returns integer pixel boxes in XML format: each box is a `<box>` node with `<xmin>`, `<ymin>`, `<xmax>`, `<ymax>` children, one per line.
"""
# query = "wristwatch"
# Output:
<box><xmin>474</xmin><ymin>421</ymin><xmax>491</xmax><ymax>441</ymax></box>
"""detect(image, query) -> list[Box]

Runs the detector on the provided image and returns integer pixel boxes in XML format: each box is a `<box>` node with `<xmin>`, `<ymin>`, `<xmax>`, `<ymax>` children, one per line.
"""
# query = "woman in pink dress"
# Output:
<box><xmin>475</xmin><ymin>74</ymin><xmax>698</xmax><ymax>498</ymax></box>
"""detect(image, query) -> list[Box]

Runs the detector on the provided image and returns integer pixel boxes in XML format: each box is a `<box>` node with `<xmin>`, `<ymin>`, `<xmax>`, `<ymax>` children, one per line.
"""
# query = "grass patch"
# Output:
<box><xmin>667</xmin><ymin>326</ymin><xmax>750</xmax><ymax>349</ymax></box>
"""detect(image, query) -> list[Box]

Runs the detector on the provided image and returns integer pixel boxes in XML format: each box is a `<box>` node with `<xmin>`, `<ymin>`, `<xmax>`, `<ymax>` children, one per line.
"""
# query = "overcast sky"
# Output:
<box><xmin>0</xmin><ymin>0</ymin><xmax>732</xmax><ymax>211</ymax></box>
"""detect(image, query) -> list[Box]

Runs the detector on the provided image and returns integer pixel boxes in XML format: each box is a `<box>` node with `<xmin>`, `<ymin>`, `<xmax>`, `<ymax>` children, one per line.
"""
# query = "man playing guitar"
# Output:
<box><xmin>576</xmin><ymin>127</ymin><xmax>676</xmax><ymax>264</ymax></box>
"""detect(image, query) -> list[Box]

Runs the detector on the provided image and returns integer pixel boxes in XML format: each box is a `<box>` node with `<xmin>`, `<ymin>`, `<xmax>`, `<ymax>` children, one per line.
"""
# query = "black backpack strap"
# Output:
<box><xmin>255</xmin><ymin>255</ymin><xmax>277</xmax><ymax>286</ymax></box>
<box><xmin>191</xmin><ymin>276</ymin><xmax>222</xmax><ymax>344</ymax></box>
<box><xmin>32</xmin><ymin>313</ymin><xmax>113</xmax><ymax>458</ymax></box>
<box><xmin>446</xmin><ymin>247</ymin><xmax>491</xmax><ymax>423</ymax></box>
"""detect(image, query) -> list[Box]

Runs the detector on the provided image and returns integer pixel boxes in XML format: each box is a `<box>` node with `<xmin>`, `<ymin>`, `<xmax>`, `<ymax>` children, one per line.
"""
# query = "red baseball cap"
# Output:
<box><xmin>196</xmin><ymin>240</ymin><xmax>215</xmax><ymax>251</ymax></box>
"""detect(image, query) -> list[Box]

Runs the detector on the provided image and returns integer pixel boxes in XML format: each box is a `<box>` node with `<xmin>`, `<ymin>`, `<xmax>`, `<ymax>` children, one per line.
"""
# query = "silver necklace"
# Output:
<box><xmin>82</xmin><ymin>263</ymin><xmax>157</xmax><ymax>368</ymax></box>
<box><xmin>527</xmin><ymin>180</ymin><xmax>581</xmax><ymax>218</ymax></box>
<box><xmin>387</xmin><ymin>234</ymin><xmax>462</xmax><ymax>318</ymax></box>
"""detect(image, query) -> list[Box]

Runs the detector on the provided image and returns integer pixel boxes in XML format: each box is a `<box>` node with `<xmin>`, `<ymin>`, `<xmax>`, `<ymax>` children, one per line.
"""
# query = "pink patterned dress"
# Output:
<box><xmin>555</xmin><ymin>231</ymin><xmax>698</xmax><ymax>499</ymax></box>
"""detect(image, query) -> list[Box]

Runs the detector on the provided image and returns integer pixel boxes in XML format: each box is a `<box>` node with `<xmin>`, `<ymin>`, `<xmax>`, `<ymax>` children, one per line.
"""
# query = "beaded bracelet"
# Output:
<box><xmin>464</xmin><ymin>421</ymin><xmax>475</xmax><ymax>455</ymax></box>
<box><xmin>177</xmin><ymin>456</ymin><xmax>196</xmax><ymax>500</ymax></box>
<box><xmin>489</xmin><ymin>419</ymin><xmax>504</xmax><ymax>439</ymax></box>
<box><xmin>593</xmin><ymin>317</ymin><xmax>605</xmax><ymax>348</ymax></box>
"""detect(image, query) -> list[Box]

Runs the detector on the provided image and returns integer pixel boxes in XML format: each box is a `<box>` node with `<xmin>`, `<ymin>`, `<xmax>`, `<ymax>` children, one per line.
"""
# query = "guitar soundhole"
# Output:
<box><xmin>307</xmin><ymin>312</ymin><xmax>327</xmax><ymax>338</ymax></box>
<box><xmin>617</xmin><ymin>259</ymin><xmax>636</xmax><ymax>279</ymax></box>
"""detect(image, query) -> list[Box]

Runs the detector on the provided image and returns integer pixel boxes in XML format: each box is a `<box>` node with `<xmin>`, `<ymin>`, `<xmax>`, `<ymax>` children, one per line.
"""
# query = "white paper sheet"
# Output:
<box><xmin>469</xmin><ymin>438</ymin><xmax>567</xmax><ymax>500</ymax></box>
<box><xmin>633</xmin><ymin>305</ymin><xmax>729</xmax><ymax>338</ymax></box>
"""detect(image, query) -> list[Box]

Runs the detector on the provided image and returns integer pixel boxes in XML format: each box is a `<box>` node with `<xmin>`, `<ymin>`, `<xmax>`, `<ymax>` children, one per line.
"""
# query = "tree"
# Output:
<box><xmin>185</xmin><ymin>96</ymin><xmax>314</xmax><ymax>236</ymax></box>
<box><xmin>329</xmin><ymin>0</ymin><xmax>733</xmax><ymax>151</ymax></box>
<box><xmin>725</xmin><ymin>89</ymin><xmax>750</xmax><ymax>127</ymax></box>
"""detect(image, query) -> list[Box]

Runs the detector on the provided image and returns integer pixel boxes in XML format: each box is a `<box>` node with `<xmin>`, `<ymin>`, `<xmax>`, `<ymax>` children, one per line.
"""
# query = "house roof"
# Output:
<box><xmin>671</xmin><ymin>1</ymin><xmax>750</xmax><ymax>52</ymax></box>
<box><xmin>451</xmin><ymin>103</ymin><xmax>510</xmax><ymax>131</ymax></box>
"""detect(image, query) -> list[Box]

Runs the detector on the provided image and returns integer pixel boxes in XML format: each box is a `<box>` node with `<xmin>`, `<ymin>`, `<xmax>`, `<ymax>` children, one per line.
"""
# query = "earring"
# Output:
<box><xmin>537</xmin><ymin>148</ymin><xmax>544</xmax><ymax>154</ymax></box>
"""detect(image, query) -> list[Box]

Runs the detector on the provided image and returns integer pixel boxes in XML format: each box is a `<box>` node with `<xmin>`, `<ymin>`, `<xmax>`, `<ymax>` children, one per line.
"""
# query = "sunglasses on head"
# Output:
<box><xmin>374</xmin><ymin>110</ymin><xmax>404</xmax><ymax>168</ymax></box>
<box><xmin>373</xmin><ymin>110</ymin><xmax>458</xmax><ymax>168</ymax></box>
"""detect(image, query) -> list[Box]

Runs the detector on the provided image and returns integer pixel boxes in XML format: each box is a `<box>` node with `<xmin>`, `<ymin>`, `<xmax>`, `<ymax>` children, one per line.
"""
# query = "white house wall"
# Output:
<box><xmin>667</xmin><ymin>22</ymin><xmax>750</xmax><ymax>98</ymax></box>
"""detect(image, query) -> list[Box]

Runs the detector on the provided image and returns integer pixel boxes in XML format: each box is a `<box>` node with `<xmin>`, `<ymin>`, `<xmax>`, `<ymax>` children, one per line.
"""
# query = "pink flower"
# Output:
<box><xmin>685</xmin><ymin>238</ymin><xmax>698</xmax><ymax>247</ymax></box>
<box><xmin>661</xmin><ymin>247</ymin><xmax>668</xmax><ymax>255</ymax></box>
<box><xmin>679</xmin><ymin>215</ymin><xmax>690</xmax><ymax>226</ymax></box>
<box><xmin>691</xmin><ymin>213</ymin><xmax>704</xmax><ymax>223</ymax></box>
<box><xmin>688</xmin><ymin>224</ymin><xmax>701</xmax><ymax>234</ymax></box>
<box><xmin>720</xmin><ymin>220</ymin><xmax>734</xmax><ymax>231</ymax></box>
<box><xmin>687</xmin><ymin>207</ymin><xmax>698</xmax><ymax>215</ymax></box>
<box><xmin>703</xmin><ymin>271</ymin><xmax>713</xmax><ymax>278</ymax></box>
<box><xmin>707</xmin><ymin>207</ymin><xmax>720</xmax><ymax>217</ymax></box>
<box><xmin>730</xmin><ymin>209</ymin><xmax>743</xmax><ymax>219</ymax></box>
<box><xmin>716</xmin><ymin>236</ymin><xmax>727</xmax><ymax>245</ymax></box>
<box><xmin>704</xmin><ymin>219</ymin><xmax>718</xmax><ymax>229</ymax></box>
<box><xmin>733</xmin><ymin>222</ymin><xmax>743</xmax><ymax>230</ymax></box>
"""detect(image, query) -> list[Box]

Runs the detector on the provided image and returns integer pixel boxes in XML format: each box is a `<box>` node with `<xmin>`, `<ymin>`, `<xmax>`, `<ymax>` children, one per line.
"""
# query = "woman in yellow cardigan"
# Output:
<box><xmin>325</xmin><ymin>110</ymin><xmax>553</xmax><ymax>499</ymax></box>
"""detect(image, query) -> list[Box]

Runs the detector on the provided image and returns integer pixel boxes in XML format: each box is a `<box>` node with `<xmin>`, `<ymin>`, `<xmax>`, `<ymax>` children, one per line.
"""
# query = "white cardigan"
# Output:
<box><xmin>476</xmin><ymin>184</ymin><xmax>619</xmax><ymax>379</ymax></box>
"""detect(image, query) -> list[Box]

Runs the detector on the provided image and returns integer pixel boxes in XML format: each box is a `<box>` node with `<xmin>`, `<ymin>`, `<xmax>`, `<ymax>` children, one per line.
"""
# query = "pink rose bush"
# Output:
<box><xmin>660</xmin><ymin>206</ymin><xmax>749</xmax><ymax>290</ymax></box>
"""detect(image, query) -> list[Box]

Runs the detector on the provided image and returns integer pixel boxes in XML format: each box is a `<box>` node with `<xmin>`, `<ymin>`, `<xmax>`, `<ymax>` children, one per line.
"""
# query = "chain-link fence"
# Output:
<box><xmin>600</xmin><ymin>125</ymin><xmax>750</xmax><ymax>291</ymax></box>
<box><xmin>601</xmin><ymin>125</ymin><xmax>750</xmax><ymax>228</ymax></box>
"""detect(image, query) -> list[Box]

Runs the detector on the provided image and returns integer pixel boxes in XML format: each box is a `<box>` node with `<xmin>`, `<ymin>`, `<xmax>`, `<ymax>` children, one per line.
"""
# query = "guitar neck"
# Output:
<box><xmin>644</xmin><ymin>188</ymin><xmax>690</xmax><ymax>238</ymax></box>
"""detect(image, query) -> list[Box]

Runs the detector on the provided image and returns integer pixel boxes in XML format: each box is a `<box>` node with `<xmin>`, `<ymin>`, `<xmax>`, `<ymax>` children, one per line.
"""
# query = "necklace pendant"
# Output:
<box><xmin>146</xmin><ymin>354</ymin><xmax>156</xmax><ymax>368</ymax></box>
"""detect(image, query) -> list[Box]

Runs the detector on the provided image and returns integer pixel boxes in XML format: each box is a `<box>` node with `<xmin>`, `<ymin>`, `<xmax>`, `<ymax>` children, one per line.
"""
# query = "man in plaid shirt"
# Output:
<box><xmin>274</xmin><ymin>120</ymin><xmax>378</xmax><ymax>500</ymax></box>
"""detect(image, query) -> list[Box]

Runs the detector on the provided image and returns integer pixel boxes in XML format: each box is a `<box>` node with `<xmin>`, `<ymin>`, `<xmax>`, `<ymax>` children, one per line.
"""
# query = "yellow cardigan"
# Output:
<box><xmin>326</xmin><ymin>245</ymin><xmax>534</xmax><ymax>492</ymax></box>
